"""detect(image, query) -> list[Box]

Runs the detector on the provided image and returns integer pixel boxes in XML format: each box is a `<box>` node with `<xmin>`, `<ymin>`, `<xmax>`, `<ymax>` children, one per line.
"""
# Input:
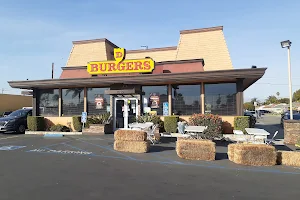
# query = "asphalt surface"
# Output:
<box><xmin>0</xmin><ymin>116</ymin><xmax>299</xmax><ymax>200</ymax></box>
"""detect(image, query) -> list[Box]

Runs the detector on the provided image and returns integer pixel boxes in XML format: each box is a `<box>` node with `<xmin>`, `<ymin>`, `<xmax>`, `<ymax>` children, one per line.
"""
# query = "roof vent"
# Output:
<box><xmin>251</xmin><ymin>65</ymin><xmax>257</xmax><ymax>68</ymax></box>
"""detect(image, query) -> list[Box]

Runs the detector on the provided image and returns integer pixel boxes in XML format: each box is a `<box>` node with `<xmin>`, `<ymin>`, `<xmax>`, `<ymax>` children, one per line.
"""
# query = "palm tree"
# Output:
<box><xmin>65</xmin><ymin>88</ymin><xmax>84</xmax><ymax>104</ymax></box>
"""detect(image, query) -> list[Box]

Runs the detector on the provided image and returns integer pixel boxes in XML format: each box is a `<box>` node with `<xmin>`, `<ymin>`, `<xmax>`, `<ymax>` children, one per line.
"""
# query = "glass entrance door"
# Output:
<box><xmin>114</xmin><ymin>98</ymin><xmax>138</xmax><ymax>130</ymax></box>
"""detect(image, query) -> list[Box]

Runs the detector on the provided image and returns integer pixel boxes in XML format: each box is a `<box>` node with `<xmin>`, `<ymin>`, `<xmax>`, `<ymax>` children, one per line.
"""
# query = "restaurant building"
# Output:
<box><xmin>8</xmin><ymin>26</ymin><xmax>266</xmax><ymax>132</ymax></box>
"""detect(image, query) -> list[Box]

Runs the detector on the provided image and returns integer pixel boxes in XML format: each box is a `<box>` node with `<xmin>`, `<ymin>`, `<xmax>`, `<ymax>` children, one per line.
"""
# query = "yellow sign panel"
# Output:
<box><xmin>87</xmin><ymin>48</ymin><xmax>155</xmax><ymax>75</ymax></box>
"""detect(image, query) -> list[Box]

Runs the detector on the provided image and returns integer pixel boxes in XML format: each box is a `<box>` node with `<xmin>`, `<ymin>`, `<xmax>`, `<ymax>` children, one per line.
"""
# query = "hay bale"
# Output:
<box><xmin>228</xmin><ymin>143</ymin><xmax>239</xmax><ymax>161</ymax></box>
<box><xmin>277</xmin><ymin>151</ymin><xmax>300</xmax><ymax>167</ymax></box>
<box><xmin>233</xmin><ymin>144</ymin><xmax>276</xmax><ymax>166</ymax></box>
<box><xmin>114</xmin><ymin>140</ymin><xmax>150</xmax><ymax>153</ymax></box>
<box><xmin>176</xmin><ymin>139</ymin><xmax>215</xmax><ymax>161</ymax></box>
<box><xmin>114</xmin><ymin>130</ymin><xmax>147</xmax><ymax>141</ymax></box>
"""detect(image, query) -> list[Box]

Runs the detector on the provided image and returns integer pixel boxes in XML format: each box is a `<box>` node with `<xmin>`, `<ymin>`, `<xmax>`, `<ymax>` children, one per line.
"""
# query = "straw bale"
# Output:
<box><xmin>114</xmin><ymin>140</ymin><xmax>150</xmax><ymax>153</ymax></box>
<box><xmin>277</xmin><ymin>151</ymin><xmax>300</xmax><ymax>167</ymax></box>
<box><xmin>114</xmin><ymin>130</ymin><xmax>147</xmax><ymax>141</ymax></box>
<box><xmin>227</xmin><ymin>143</ymin><xmax>239</xmax><ymax>161</ymax></box>
<box><xmin>176</xmin><ymin>139</ymin><xmax>215</xmax><ymax>161</ymax></box>
<box><xmin>233</xmin><ymin>144</ymin><xmax>276</xmax><ymax>166</ymax></box>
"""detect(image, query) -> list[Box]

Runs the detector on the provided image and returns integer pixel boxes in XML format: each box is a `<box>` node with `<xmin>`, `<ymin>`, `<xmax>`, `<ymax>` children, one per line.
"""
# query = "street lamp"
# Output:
<box><xmin>281</xmin><ymin>40</ymin><xmax>293</xmax><ymax>119</ymax></box>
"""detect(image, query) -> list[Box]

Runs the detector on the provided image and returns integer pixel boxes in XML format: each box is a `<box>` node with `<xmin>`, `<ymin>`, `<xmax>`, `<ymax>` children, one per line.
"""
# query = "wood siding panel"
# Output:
<box><xmin>176</xmin><ymin>30</ymin><xmax>233</xmax><ymax>71</ymax></box>
<box><xmin>66</xmin><ymin>42</ymin><xmax>108</xmax><ymax>67</ymax></box>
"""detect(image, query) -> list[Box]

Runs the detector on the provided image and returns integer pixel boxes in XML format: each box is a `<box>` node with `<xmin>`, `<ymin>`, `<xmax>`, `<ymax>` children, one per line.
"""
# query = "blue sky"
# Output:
<box><xmin>0</xmin><ymin>0</ymin><xmax>299</xmax><ymax>102</ymax></box>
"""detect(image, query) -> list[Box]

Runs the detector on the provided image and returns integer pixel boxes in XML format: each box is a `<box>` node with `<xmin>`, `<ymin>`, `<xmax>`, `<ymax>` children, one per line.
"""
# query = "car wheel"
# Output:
<box><xmin>18</xmin><ymin>124</ymin><xmax>26</xmax><ymax>134</ymax></box>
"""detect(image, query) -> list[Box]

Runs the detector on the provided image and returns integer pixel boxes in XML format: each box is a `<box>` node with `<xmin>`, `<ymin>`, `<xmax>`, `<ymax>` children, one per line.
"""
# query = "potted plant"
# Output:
<box><xmin>83</xmin><ymin>113</ymin><xmax>113</xmax><ymax>135</ymax></box>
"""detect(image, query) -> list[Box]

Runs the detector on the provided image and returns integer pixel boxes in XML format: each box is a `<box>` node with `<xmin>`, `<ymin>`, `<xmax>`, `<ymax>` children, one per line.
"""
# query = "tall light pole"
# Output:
<box><xmin>281</xmin><ymin>40</ymin><xmax>293</xmax><ymax>119</ymax></box>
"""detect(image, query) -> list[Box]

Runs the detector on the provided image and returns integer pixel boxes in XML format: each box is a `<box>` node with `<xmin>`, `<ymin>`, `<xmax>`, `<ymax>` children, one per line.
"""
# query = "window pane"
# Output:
<box><xmin>205</xmin><ymin>83</ymin><xmax>236</xmax><ymax>116</ymax></box>
<box><xmin>142</xmin><ymin>86</ymin><xmax>167</xmax><ymax>115</ymax></box>
<box><xmin>38</xmin><ymin>89</ymin><xmax>59</xmax><ymax>116</ymax></box>
<box><xmin>62</xmin><ymin>88</ymin><xmax>84</xmax><ymax>116</ymax></box>
<box><xmin>87</xmin><ymin>88</ymin><xmax>110</xmax><ymax>115</ymax></box>
<box><xmin>172</xmin><ymin>85</ymin><xmax>201</xmax><ymax>115</ymax></box>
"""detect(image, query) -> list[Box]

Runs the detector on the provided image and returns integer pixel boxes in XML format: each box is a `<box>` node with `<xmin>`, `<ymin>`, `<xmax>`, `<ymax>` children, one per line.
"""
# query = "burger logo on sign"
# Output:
<box><xmin>95</xmin><ymin>95</ymin><xmax>104</xmax><ymax>109</ymax></box>
<box><xmin>87</xmin><ymin>48</ymin><xmax>155</xmax><ymax>75</ymax></box>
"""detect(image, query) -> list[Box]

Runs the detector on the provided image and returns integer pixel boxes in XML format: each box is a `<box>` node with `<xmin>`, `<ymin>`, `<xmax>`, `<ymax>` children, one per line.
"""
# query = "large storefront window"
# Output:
<box><xmin>38</xmin><ymin>89</ymin><xmax>59</xmax><ymax>116</ymax></box>
<box><xmin>62</xmin><ymin>88</ymin><xmax>84</xmax><ymax>116</ymax></box>
<box><xmin>204</xmin><ymin>83</ymin><xmax>236</xmax><ymax>115</ymax></box>
<box><xmin>142</xmin><ymin>86</ymin><xmax>168</xmax><ymax>115</ymax></box>
<box><xmin>172</xmin><ymin>84</ymin><xmax>201</xmax><ymax>115</ymax></box>
<box><xmin>87</xmin><ymin>88</ymin><xmax>110</xmax><ymax>115</ymax></box>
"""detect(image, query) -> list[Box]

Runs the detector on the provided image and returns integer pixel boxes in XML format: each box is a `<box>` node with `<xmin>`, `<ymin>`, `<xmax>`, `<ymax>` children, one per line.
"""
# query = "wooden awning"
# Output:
<box><xmin>8</xmin><ymin>68</ymin><xmax>266</xmax><ymax>91</ymax></box>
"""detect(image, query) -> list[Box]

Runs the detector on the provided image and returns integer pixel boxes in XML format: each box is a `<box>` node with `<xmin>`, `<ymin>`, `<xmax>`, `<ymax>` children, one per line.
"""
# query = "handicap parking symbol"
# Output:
<box><xmin>0</xmin><ymin>146</ymin><xmax>26</xmax><ymax>151</ymax></box>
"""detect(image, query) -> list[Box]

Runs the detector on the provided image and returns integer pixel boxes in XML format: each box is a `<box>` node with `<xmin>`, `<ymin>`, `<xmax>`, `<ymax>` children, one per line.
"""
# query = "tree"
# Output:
<box><xmin>65</xmin><ymin>88</ymin><xmax>84</xmax><ymax>104</ymax></box>
<box><xmin>265</xmin><ymin>95</ymin><xmax>278</xmax><ymax>105</ymax></box>
<box><xmin>293</xmin><ymin>89</ymin><xmax>300</xmax><ymax>102</ymax></box>
<box><xmin>244</xmin><ymin>102</ymin><xmax>255</xmax><ymax>111</ymax></box>
<box><xmin>276</xmin><ymin>92</ymin><xmax>280</xmax><ymax>98</ymax></box>
<box><xmin>278</xmin><ymin>98</ymin><xmax>289</xmax><ymax>104</ymax></box>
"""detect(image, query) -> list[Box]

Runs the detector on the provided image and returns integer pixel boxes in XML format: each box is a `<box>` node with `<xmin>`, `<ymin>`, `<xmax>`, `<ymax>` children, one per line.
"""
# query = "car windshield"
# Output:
<box><xmin>8</xmin><ymin>110</ymin><xmax>29</xmax><ymax>117</ymax></box>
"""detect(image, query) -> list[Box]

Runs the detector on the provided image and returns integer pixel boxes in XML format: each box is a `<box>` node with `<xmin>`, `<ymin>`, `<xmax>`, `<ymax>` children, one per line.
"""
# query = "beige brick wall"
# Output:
<box><xmin>176</xmin><ymin>30</ymin><xmax>233</xmax><ymax>70</ymax></box>
<box><xmin>126</xmin><ymin>50</ymin><xmax>177</xmax><ymax>62</ymax></box>
<box><xmin>66</xmin><ymin>42</ymin><xmax>108</xmax><ymax>67</ymax></box>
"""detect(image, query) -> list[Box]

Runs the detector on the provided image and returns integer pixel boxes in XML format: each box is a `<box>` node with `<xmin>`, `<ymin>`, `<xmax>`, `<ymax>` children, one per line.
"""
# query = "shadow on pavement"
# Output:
<box><xmin>215</xmin><ymin>152</ymin><xmax>228</xmax><ymax>160</ymax></box>
<box><xmin>275</xmin><ymin>145</ymin><xmax>293</xmax><ymax>151</ymax></box>
<box><xmin>150</xmin><ymin>145</ymin><xmax>175</xmax><ymax>152</ymax></box>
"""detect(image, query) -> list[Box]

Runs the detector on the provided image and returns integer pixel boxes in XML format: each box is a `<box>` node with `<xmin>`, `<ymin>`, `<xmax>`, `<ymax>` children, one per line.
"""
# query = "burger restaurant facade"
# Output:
<box><xmin>8</xmin><ymin>26</ymin><xmax>266</xmax><ymax>132</ymax></box>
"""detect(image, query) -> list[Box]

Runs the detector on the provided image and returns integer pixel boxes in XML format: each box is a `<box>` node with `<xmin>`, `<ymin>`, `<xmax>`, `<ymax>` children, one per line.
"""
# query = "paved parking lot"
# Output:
<box><xmin>0</xmin><ymin>130</ymin><xmax>300</xmax><ymax>200</ymax></box>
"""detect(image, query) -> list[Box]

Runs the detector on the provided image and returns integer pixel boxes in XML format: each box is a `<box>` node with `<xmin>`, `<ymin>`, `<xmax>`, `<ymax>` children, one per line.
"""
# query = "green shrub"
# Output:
<box><xmin>27</xmin><ymin>116</ymin><xmax>45</xmax><ymax>131</ymax></box>
<box><xmin>136</xmin><ymin>114</ymin><xmax>165</xmax><ymax>132</ymax></box>
<box><xmin>189</xmin><ymin>114</ymin><xmax>223</xmax><ymax>139</ymax></box>
<box><xmin>50</xmin><ymin>124</ymin><xmax>71</xmax><ymax>132</ymax></box>
<box><xmin>296</xmin><ymin>138</ymin><xmax>300</xmax><ymax>147</ymax></box>
<box><xmin>249</xmin><ymin>116</ymin><xmax>256</xmax><ymax>128</ymax></box>
<box><xmin>234</xmin><ymin>116</ymin><xmax>250</xmax><ymax>133</ymax></box>
<box><xmin>87</xmin><ymin>113</ymin><xmax>111</xmax><ymax>125</ymax></box>
<box><xmin>164</xmin><ymin>115</ymin><xmax>179</xmax><ymax>133</ymax></box>
<box><xmin>72</xmin><ymin>116</ymin><xmax>82</xmax><ymax>132</ymax></box>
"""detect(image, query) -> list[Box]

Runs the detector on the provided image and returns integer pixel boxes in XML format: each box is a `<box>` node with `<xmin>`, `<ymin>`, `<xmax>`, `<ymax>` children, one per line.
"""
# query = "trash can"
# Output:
<box><xmin>177</xmin><ymin>121</ymin><xmax>187</xmax><ymax>134</ymax></box>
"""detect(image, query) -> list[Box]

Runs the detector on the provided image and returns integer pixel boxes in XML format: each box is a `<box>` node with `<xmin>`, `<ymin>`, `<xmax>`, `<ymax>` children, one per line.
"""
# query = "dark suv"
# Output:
<box><xmin>0</xmin><ymin>109</ymin><xmax>32</xmax><ymax>133</ymax></box>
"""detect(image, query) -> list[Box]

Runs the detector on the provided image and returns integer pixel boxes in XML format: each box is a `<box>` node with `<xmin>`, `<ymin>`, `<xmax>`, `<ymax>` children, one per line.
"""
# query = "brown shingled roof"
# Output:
<box><xmin>180</xmin><ymin>26</ymin><xmax>223</xmax><ymax>34</ymax></box>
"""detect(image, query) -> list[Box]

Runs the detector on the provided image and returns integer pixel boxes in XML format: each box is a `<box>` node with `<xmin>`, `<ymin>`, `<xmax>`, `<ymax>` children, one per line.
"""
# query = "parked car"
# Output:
<box><xmin>281</xmin><ymin>113</ymin><xmax>300</xmax><ymax>127</ymax></box>
<box><xmin>260</xmin><ymin>110</ymin><xmax>271</xmax><ymax>114</ymax></box>
<box><xmin>1</xmin><ymin>111</ymin><xmax>12</xmax><ymax>117</ymax></box>
<box><xmin>0</xmin><ymin>109</ymin><xmax>32</xmax><ymax>133</ymax></box>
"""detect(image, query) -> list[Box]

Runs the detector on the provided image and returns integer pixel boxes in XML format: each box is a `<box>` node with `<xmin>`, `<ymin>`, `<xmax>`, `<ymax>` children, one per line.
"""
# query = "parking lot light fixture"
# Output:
<box><xmin>281</xmin><ymin>40</ymin><xmax>293</xmax><ymax>119</ymax></box>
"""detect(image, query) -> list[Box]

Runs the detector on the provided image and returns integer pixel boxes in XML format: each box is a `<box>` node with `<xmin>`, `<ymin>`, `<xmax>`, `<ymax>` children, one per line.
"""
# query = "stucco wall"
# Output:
<box><xmin>0</xmin><ymin>94</ymin><xmax>32</xmax><ymax>113</ymax></box>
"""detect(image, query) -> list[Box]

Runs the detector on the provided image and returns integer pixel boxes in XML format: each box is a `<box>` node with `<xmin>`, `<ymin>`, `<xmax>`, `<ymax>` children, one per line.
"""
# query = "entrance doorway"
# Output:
<box><xmin>114</xmin><ymin>97</ymin><xmax>138</xmax><ymax>130</ymax></box>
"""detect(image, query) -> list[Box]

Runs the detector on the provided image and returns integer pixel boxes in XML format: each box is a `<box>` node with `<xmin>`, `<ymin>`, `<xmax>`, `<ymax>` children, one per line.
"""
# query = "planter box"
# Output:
<box><xmin>25</xmin><ymin>131</ymin><xmax>82</xmax><ymax>135</ymax></box>
<box><xmin>83</xmin><ymin>124</ymin><xmax>113</xmax><ymax>135</ymax></box>
<box><xmin>284</xmin><ymin>120</ymin><xmax>300</xmax><ymax>145</ymax></box>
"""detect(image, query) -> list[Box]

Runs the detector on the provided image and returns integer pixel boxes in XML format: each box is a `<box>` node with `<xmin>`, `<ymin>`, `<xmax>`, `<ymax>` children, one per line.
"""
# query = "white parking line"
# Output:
<box><xmin>0</xmin><ymin>135</ymin><xmax>20</xmax><ymax>140</ymax></box>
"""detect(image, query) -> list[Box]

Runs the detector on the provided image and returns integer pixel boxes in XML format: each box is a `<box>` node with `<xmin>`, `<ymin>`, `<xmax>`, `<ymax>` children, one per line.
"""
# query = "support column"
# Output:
<box><xmin>236</xmin><ymin>79</ymin><xmax>244</xmax><ymax>116</ymax></box>
<box><xmin>168</xmin><ymin>84</ymin><xmax>172</xmax><ymax>115</ymax></box>
<box><xmin>110</xmin><ymin>95</ymin><xmax>114</xmax><ymax>115</ymax></box>
<box><xmin>58</xmin><ymin>88</ymin><xmax>62</xmax><ymax>117</ymax></box>
<box><xmin>201</xmin><ymin>82</ymin><xmax>205</xmax><ymax>114</ymax></box>
<box><xmin>84</xmin><ymin>87</ymin><xmax>87</xmax><ymax>112</ymax></box>
<box><xmin>32</xmin><ymin>88</ymin><xmax>39</xmax><ymax>116</ymax></box>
